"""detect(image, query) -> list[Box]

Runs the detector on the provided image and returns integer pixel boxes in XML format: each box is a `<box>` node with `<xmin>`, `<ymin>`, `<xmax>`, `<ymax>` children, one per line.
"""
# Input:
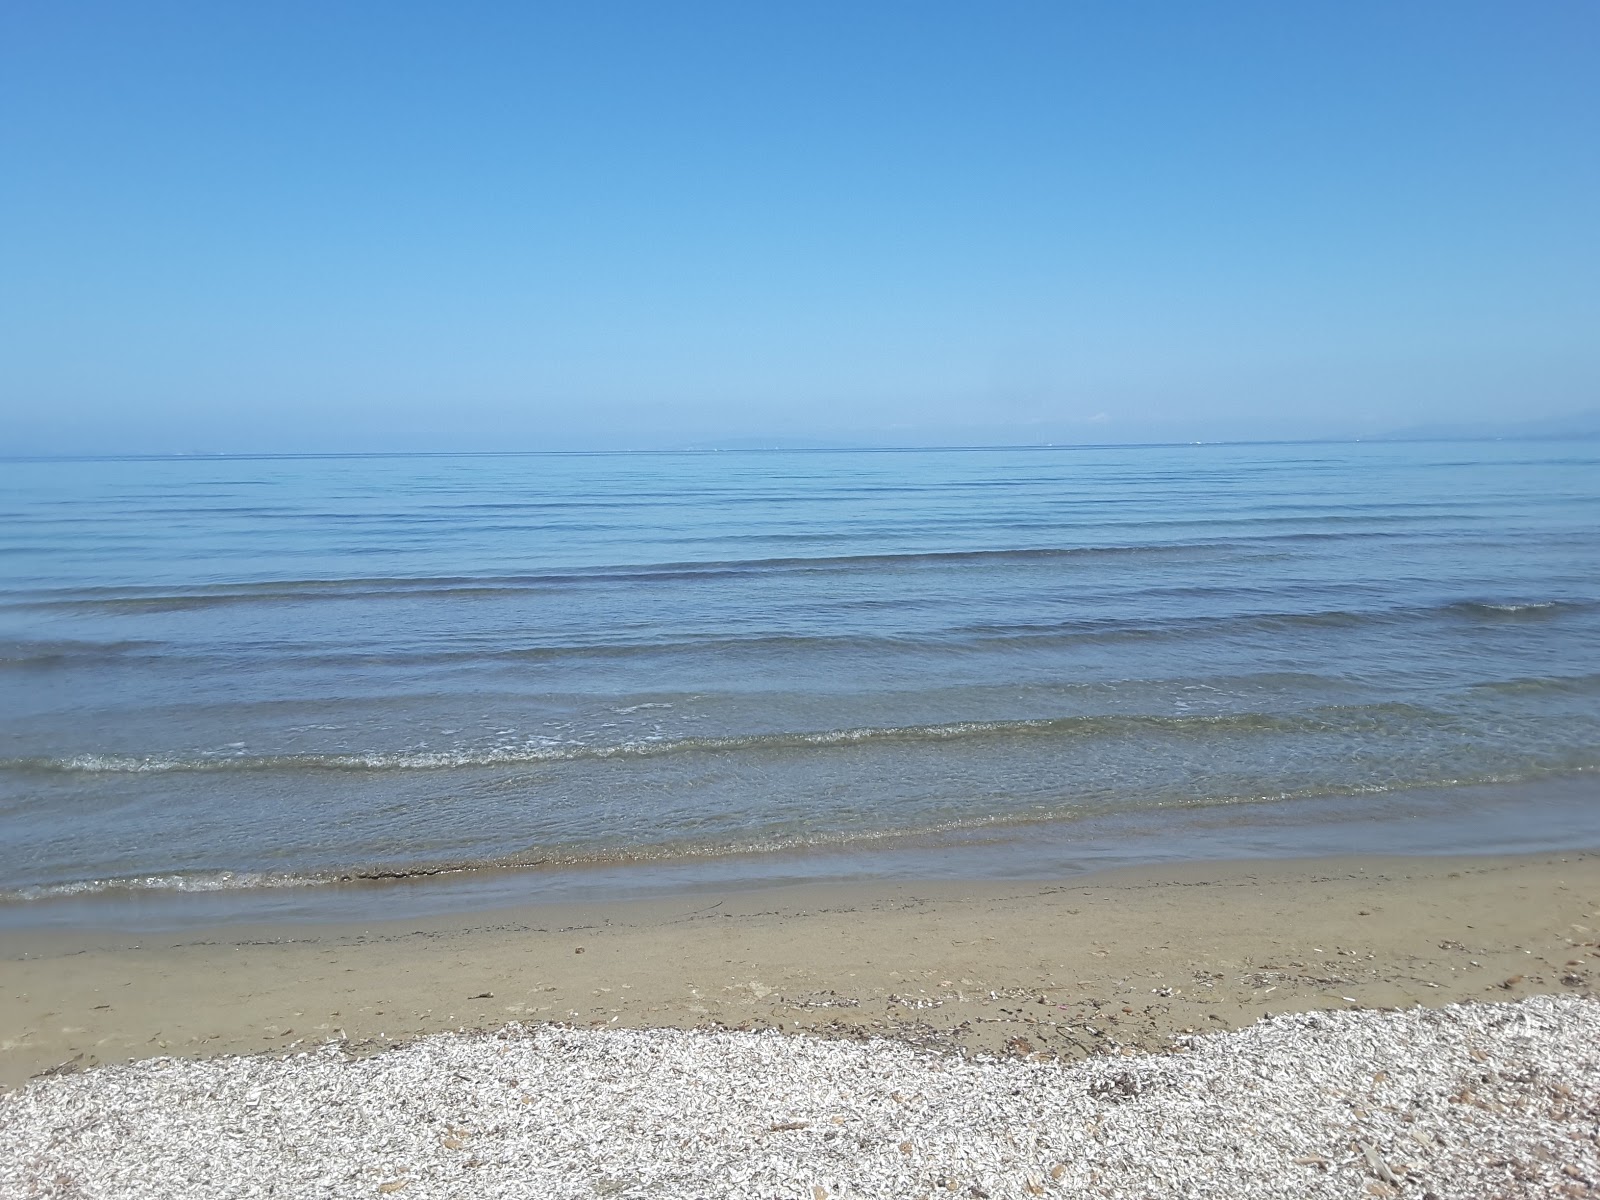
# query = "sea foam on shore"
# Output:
<box><xmin>4</xmin><ymin>994</ymin><xmax>1595</xmax><ymax>1200</ymax></box>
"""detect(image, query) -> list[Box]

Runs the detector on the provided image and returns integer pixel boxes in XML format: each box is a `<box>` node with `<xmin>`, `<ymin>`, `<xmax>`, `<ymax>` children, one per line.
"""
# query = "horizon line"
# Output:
<box><xmin>5</xmin><ymin>431</ymin><xmax>1598</xmax><ymax>464</ymax></box>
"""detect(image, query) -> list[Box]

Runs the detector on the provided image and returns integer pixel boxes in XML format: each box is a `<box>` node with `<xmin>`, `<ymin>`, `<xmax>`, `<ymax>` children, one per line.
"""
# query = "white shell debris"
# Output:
<box><xmin>4</xmin><ymin>995</ymin><xmax>1596</xmax><ymax>1199</ymax></box>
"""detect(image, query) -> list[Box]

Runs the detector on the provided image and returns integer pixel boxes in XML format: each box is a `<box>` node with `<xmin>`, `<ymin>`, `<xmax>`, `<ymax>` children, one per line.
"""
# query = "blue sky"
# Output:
<box><xmin>2</xmin><ymin>1</ymin><xmax>1596</xmax><ymax>452</ymax></box>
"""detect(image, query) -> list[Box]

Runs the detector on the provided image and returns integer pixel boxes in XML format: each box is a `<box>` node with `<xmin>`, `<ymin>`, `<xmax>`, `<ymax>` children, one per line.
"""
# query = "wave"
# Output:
<box><xmin>0</xmin><ymin>871</ymin><xmax>325</xmax><ymax>900</ymax></box>
<box><xmin>1444</xmin><ymin>600</ymin><xmax>1573</xmax><ymax>619</ymax></box>
<box><xmin>1468</xmin><ymin>672</ymin><xmax>1600</xmax><ymax>696</ymax></box>
<box><xmin>0</xmin><ymin>638</ymin><xmax>159</xmax><ymax>668</ymax></box>
<box><xmin>0</xmin><ymin>543</ymin><xmax>1277</xmax><ymax>612</ymax></box>
<box><xmin>5</xmin><ymin>767</ymin><xmax>1592</xmax><ymax>903</ymax></box>
<box><xmin>0</xmin><ymin>702</ymin><xmax>1452</xmax><ymax>776</ymax></box>
<box><xmin>17</xmin><ymin>595</ymin><xmax>1589</xmax><ymax>674</ymax></box>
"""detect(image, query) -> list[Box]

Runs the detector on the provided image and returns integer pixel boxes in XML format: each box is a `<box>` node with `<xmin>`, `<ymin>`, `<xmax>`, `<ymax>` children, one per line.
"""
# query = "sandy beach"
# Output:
<box><xmin>4</xmin><ymin>850</ymin><xmax>1597</xmax><ymax>1088</ymax></box>
<box><xmin>9</xmin><ymin>2</ymin><xmax>1597</xmax><ymax>1192</ymax></box>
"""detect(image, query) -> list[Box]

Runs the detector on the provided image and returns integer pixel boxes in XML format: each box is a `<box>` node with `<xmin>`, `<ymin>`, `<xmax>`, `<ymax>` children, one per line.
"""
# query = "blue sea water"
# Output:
<box><xmin>1</xmin><ymin>441</ymin><xmax>1597</xmax><ymax>923</ymax></box>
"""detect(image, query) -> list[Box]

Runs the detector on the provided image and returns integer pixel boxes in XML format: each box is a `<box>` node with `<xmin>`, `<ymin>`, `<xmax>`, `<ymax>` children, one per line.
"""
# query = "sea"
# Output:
<box><xmin>2</xmin><ymin>441</ymin><xmax>1598</xmax><ymax>928</ymax></box>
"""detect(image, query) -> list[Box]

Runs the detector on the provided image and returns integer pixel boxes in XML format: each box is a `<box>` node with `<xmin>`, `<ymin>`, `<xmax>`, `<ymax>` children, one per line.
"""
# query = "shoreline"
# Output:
<box><xmin>3</xmin><ymin>849</ymin><xmax>1597</xmax><ymax>1089</ymax></box>
<box><xmin>6</xmin><ymin>772</ymin><xmax>1599</xmax><ymax>933</ymax></box>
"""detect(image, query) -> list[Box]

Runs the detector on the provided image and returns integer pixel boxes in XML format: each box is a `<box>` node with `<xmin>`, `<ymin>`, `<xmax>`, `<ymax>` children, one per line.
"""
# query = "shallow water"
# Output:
<box><xmin>2</xmin><ymin>441</ymin><xmax>1597</xmax><ymax>920</ymax></box>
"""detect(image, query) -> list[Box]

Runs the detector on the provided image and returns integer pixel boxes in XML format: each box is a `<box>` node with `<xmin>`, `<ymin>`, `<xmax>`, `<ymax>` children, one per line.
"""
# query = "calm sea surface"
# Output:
<box><xmin>2</xmin><ymin>442</ymin><xmax>1598</xmax><ymax>924</ymax></box>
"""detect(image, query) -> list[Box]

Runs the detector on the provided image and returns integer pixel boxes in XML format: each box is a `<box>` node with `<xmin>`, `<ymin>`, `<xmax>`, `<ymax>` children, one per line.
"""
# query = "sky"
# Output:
<box><xmin>1</xmin><ymin>1</ymin><xmax>1597</xmax><ymax>453</ymax></box>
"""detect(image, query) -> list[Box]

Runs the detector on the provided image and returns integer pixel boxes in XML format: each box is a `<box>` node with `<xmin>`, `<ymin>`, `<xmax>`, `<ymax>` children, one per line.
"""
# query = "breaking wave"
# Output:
<box><xmin>0</xmin><ymin>702</ymin><xmax>1457</xmax><ymax>776</ymax></box>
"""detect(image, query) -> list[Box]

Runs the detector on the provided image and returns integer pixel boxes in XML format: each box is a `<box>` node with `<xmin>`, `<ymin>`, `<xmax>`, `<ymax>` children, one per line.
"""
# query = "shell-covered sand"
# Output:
<box><xmin>4</xmin><ymin>994</ymin><xmax>1596</xmax><ymax>1200</ymax></box>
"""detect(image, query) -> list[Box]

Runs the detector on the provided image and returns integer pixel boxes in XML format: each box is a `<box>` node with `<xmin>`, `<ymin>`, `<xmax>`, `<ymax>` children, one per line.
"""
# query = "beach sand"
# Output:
<box><xmin>3</xmin><ymin>850</ymin><xmax>1597</xmax><ymax>1089</ymax></box>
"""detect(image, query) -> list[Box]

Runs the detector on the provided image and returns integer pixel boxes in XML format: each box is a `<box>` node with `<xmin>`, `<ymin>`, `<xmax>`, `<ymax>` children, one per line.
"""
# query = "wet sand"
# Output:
<box><xmin>3</xmin><ymin>850</ymin><xmax>1598</xmax><ymax>1088</ymax></box>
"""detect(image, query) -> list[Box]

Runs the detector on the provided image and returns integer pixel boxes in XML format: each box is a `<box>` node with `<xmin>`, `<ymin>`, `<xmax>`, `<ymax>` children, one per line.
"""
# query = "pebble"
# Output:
<box><xmin>2</xmin><ymin>995</ymin><xmax>1596</xmax><ymax>1199</ymax></box>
